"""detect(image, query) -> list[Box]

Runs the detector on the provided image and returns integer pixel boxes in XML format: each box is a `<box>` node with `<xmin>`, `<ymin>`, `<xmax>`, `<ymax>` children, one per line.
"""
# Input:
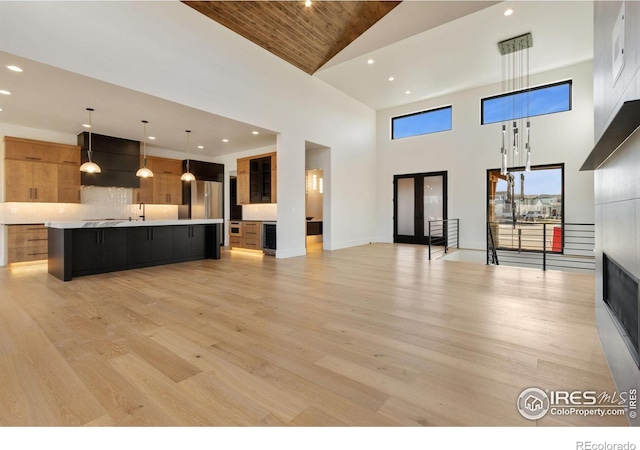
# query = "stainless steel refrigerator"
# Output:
<box><xmin>179</xmin><ymin>180</ymin><xmax>224</xmax><ymax>241</ymax></box>
<box><xmin>190</xmin><ymin>180</ymin><xmax>223</xmax><ymax>220</ymax></box>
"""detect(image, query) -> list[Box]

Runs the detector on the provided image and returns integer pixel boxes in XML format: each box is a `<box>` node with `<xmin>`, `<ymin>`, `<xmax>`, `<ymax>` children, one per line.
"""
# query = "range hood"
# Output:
<box><xmin>78</xmin><ymin>132</ymin><xmax>140</xmax><ymax>188</ymax></box>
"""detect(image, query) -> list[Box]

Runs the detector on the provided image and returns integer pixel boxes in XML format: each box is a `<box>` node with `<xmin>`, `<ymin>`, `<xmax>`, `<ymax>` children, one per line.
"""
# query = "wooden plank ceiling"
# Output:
<box><xmin>183</xmin><ymin>1</ymin><xmax>402</xmax><ymax>75</ymax></box>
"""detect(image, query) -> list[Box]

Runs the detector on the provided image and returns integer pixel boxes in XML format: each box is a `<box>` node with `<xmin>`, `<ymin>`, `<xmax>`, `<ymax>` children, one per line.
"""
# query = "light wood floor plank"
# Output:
<box><xmin>0</xmin><ymin>243</ymin><xmax>628</xmax><ymax>426</ymax></box>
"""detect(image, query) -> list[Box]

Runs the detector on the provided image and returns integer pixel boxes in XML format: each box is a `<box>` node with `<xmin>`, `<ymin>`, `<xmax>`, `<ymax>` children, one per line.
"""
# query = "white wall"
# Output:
<box><xmin>376</xmin><ymin>61</ymin><xmax>595</xmax><ymax>249</ymax></box>
<box><xmin>0</xmin><ymin>1</ymin><xmax>378</xmax><ymax>258</ymax></box>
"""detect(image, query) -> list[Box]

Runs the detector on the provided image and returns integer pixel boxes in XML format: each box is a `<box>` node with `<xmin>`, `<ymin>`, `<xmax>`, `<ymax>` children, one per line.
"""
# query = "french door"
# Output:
<box><xmin>393</xmin><ymin>171</ymin><xmax>447</xmax><ymax>245</ymax></box>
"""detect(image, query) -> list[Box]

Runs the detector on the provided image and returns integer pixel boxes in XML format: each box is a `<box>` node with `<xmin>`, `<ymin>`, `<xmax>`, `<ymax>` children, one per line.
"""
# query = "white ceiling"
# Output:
<box><xmin>0</xmin><ymin>1</ymin><xmax>594</xmax><ymax>157</ymax></box>
<box><xmin>316</xmin><ymin>1</ymin><xmax>594</xmax><ymax>110</ymax></box>
<box><xmin>0</xmin><ymin>50</ymin><xmax>277</xmax><ymax>158</ymax></box>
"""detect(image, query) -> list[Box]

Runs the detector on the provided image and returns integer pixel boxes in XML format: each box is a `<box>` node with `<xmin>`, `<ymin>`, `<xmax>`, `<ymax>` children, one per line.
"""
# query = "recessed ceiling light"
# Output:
<box><xmin>388</xmin><ymin>76</ymin><xmax>395</xmax><ymax>81</ymax></box>
<box><xmin>252</xmin><ymin>131</ymin><xmax>259</xmax><ymax>135</ymax></box>
<box><xmin>148</xmin><ymin>136</ymin><xmax>156</xmax><ymax>140</ymax></box>
<box><xmin>304</xmin><ymin>0</ymin><xmax>312</xmax><ymax>7</ymax></box>
<box><xmin>197</xmin><ymin>145</ymin><xmax>204</xmax><ymax>149</ymax></box>
<box><xmin>82</xmin><ymin>123</ymin><xmax>92</xmax><ymax>128</ymax></box>
<box><xmin>6</xmin><ymin>65</ymin><xmax>23</xmax><ymax>73</ymax></box>
<box><xmin>222</xmin><ymin>139</ymin><xmax>229</xmax><ymax>143</ymax></box>
<box><xmin>504</xmin><ymin>8</ymin><xmax>514</xmax><ymax>16</ymax></box>
<box><xmin>405</xmin><ymin>90</ymin><xmax>411</xmax><ymax>94</ymax></box>
<box><xmin>0</xmin><ymin>108</ymin><xmax>3</xmax><ymax>112</ymax></box>
<box><xmin>0</xmin><ymin>90</ymin><xmax>11</xmax><ymax>95</ymax></box>
<box><xmin>367</xmin><ymin>59</ymin><xmax>374</xmax><ymax>65</ymax></box>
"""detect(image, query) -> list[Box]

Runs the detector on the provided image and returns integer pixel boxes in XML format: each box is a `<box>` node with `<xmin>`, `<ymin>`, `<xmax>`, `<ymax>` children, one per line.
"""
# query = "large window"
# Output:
<box><xmin>487</xmin><ymin>164</ymin><xmax>564</xmax><ymax>252</ymax></box>
<box><xmin>392</xmin><ymin>106</ymin><xmax>452</xmax><ymax>139</ymax></box>
<box><xmin>481</xmin><ymin>80</ymin><xmax>572</xmax><ymax>125</ymax></box>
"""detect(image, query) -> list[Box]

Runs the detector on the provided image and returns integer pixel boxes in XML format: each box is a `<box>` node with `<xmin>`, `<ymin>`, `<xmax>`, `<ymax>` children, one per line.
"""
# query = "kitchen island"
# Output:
<box><xmin>47</xmin><ymin>219</ymin><xmax>222</xmax><ymax>281</ymax></box>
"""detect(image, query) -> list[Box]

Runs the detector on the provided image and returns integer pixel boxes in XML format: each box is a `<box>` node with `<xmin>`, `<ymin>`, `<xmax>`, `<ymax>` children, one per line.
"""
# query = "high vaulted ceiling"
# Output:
<box><xmin>0</xmin><ymin>1</ymin><xmax>594</xmax><ymax>158</ymax></box>
<box><xmin>183</xmin><ymin>1</ymin><xmax>401</xmax><ymax>75</ymax></box>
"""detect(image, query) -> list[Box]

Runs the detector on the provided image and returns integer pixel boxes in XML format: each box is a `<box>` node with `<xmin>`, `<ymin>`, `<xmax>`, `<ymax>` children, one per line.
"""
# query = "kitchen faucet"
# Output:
<box><xmin>139</xmin><ymin>203</ymin><xmax>146</xmax><ymax>221</ymax></box>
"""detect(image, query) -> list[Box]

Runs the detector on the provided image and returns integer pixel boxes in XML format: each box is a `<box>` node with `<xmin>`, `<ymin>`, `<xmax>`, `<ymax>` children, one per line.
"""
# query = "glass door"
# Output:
<box><xmin>394</xmin><ymin>171</ymin><xmax>447</xmax><ymax>245</ymax></box>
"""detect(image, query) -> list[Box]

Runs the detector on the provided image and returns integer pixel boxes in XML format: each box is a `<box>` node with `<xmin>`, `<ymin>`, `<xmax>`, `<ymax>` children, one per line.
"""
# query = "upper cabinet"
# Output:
<box><xmin>236</xmin><ymin>152</ymin><xmax>277</xmax><ymax>205</ymax></box>
<box><xmin>4</xmin><ymin>136</ymin><xmax>81</xmax><ymax>203</ymax></box>
<box><xmin>134</xmin><ymin>156</ymin><xmax>183</xmax><ymax>205</ymax></box>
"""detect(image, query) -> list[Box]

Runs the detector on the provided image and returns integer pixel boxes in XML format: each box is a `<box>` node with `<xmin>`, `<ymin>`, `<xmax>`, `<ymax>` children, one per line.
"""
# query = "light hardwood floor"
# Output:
<box><xmin>0</xmin><ymin>243</ymin><xmax>627</xmax><ymax>426</ymax></box>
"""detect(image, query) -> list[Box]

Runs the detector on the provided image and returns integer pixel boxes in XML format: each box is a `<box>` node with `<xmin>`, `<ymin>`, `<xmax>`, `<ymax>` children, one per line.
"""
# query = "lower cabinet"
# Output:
<box><xmin>229</xmin><ymin>221</ymin><xmax>263</xmax><ymax>250</ymax></box>
<box><xmin>172</xmin><ymin>225</ymin><xmax>206</xmax><ymax>260</ymax></box>
<box><xmin>72</xmin><ymin>228</ymin><xmax>127</xmax><ymax>274</ymax></box>
<box><xmin>126</xmin><ymin>226</ymin><xmax>173</xmax><ymax>267</ymax></box>
<box><xmin>7</xmin><ymin>224</ymin><xmax>48</xmax><ymax>263</ymax></box>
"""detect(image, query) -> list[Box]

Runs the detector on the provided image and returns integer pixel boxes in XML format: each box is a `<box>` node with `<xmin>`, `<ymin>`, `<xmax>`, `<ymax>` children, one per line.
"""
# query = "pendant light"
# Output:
<box><xmin>79</xmin><ymin>108</ymin><xmax>101</xmax><ymax>173</ymax></box>
<box><xmin>136</xmin><ymin>120</ymin><xmax>154</xmax><ymax>178</ymax></box>
<box><xmin>497</xmin><ymin>33</ymin><xmax>533</xmax><ymax>175</ymax></box>
<box><xmin>181</xmin><ymin>129</ymin><xmax>196</xmax><ymax>182</ymax></box>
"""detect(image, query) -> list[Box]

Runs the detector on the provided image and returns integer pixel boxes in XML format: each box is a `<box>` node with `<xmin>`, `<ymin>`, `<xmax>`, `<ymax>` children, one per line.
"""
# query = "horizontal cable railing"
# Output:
<box><xmin>487</xmin><ymin>222</ymin><xmax>595</xmax><ymax>272</ymax></box>
<box><xmin>428</xmin><ymin>219</ymin><xmax>460</xmax><ymax>260</ymax></box>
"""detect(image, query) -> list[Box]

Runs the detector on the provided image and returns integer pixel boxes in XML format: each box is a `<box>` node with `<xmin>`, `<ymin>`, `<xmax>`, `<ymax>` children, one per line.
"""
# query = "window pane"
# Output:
<box><xmin>423</xmin><ymin>175</ymin><xmax>444</xmax><ymax>236</ymax></box>
<box><xmin>392</xmin><ymin>106</ymin><xmax>452</xmax><ymax>139</ymax></box>
<box><xmin>397</xmin><ymin>177</ymin><xmax>415</xmax><ymax>235</ymax></box>
<box><xmin>487</xmin><ymin>165</ymin><xmax>563</xmax><ymax>252</ymax></box>
<box><xmin>482</xmin><ymin>81</ymin><xmax>571</xmax><ymax>125</ymax></box>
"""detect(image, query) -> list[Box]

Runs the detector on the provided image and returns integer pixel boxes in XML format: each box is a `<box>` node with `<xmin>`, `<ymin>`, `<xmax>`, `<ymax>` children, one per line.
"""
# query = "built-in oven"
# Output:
<box><xmin>229</xmin><ymin>221</ymin><xmax>242</xmax><ymax>237</ymax></box>
<box><xmin>262</xmin><ymin>222</ymin><xmax>276</xmax><ymax>256</ymax></box>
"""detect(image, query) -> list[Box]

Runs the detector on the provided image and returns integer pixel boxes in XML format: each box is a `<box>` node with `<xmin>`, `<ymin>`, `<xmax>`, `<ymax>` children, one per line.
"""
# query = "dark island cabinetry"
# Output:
<box><xmin>72</xmin><ymin>228</ymin><xmax>127</xmax><ymax>275</ymax></box>
<box><xmin>48</xmin><ymin>221</ymin><xmax>221</xmax><ymax>281</ymax></box>
<box><xmin>126</xmin><ymin>226</ymin><xmax>173</xmax><ymax>267</ymax></box>
<box><xmin>172</xmin><ymin>225</ymin><xmax>206</xmax><ymax>260</ymax></box>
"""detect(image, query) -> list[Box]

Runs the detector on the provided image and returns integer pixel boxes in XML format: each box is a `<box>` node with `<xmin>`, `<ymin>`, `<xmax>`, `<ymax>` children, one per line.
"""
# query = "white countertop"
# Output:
<box><xmin>46</xmin><ymin>218</ymin><xmax>223</xmax><ymax>229</ymax></box>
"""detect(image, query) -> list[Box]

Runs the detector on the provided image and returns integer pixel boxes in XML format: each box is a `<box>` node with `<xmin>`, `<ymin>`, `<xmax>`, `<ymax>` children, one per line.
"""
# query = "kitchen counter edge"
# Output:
<box><xmin>46</xmin><ymin>218</ymin><xmax>224</xmax><ymax>229</ymax></box>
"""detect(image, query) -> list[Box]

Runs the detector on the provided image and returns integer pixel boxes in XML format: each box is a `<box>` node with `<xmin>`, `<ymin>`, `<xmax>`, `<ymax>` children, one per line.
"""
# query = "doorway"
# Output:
<box><xmin>305</xmin><ymin>141</ymin><xmax>330</xmax><ymax>251</ymax></box>
<box><xmin>393</xmin><ymin>171</ymin><xmax>447</xmax><ymax>245</ymax></box>
<box><xmin>305</xmin><ymin>168</ymin><xmax>323</xmax><ymax>247</ymax></box>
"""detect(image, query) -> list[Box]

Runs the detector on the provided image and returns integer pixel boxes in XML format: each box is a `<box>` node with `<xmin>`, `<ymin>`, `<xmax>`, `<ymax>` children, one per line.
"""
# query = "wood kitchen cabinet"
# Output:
<box><xmin>172</xmin><ymin>225</ymin><xmax>206</xmax><ymax>260</ymax></box>
<box><xmin>229</xmin><ymin>220</ymin><xmax>263</xmax><ymax>250</ymax></box>
<box><xmin>4</xmin><ymin>136</ymin><xmax>80</xmax><ymax>203</ymax></box>
<box><xmin>71</xmin><ymin>228</ymin><xmax>127</xmax><ymax>275</ymax></box>
<box><xmin>236</xmin><ymin>158</ymin><xmax>250</xmax><ymax>205</ymax></box>
<box><xmin>133</xmin><ymin>156</ymin><xmax>183</xmax><ymax>205</ymax></box>
<box><xmin>236</xmin><ymin>152</ymin><xmax>276</xmax><ymax>205</ymax></box>
<box><xmin>58</xmin><ymin>163</ymin><xmax>81</xmax><ymax>203</ymax></box>
<box><xmin>126</xmin><ymin>226</ymin><xmax>173</xmax><ymax>267</ymax></box>
<box><xmin>5</xmin><ymin>159</ymin><xmax>58</xmax><ymax>202</ymax></box>
<box><xmin>7</xmin><ymin>224</ymin><xmax>48</xmax><ymax>263</ymax></box>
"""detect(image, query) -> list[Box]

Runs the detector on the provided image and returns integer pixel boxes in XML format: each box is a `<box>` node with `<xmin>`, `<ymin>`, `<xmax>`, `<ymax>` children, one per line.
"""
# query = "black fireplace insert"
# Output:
<box><xmin>603</xmin><ymin>254</ymin><xmax>640</xmax><ymax>367</ymax></box>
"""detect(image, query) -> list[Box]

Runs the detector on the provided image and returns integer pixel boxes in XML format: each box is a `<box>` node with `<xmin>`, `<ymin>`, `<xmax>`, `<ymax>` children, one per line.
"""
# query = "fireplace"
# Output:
<box><xmin>603</xmin><ymin>254</ymin><xmax>640</xmax><ymax>367</ymax></box>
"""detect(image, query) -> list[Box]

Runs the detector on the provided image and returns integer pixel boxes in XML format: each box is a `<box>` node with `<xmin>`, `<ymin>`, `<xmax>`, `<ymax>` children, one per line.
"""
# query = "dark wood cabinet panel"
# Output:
<box><xmin>151</xmin><ymin>227</ymin><xmax>174</xmax><ymax>261</ymax></box>
<box><xmin>190</xmin><ymin>225</ymin><xmax>206</xmax><ymax>258</ymax></box>
<box><xmin>127</xmin><ymin>226</ymin><xmax>173</xmax><ymax>266</ymax></box>
<box><xmin>49</xmin><ymin>224</ymin><xmax>221</xmax><ymax>281</ymax></box>
<box><xmin>71</xmin><ymin>228</ymin><xmax>127</xmax><ymax>275</ymax></box>
<box><xmin>250</xmin><ymin>156</ymin><xmax>272</xmax><ymax>203</ymax></box>
<box><xmin>172</xmin><ymin>225</ymin><xmax>206</xmax><ymax>260</ymax></box>
<box><xmin>184</xmin><ymin>160</ymin><xmax>224</xmax><ymax>182</ymax></box>
<box><xmin>78</xmin><ymin>132</ymin><xmax>140</xmax><ymax>188</ymax></box>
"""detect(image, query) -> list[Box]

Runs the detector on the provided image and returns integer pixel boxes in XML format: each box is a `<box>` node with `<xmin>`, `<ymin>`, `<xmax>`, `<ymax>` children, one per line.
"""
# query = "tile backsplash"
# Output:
<box><xmin>2</xmin><ymin>186</ymin><xmax>178</xmax><ymax>224</ymax></box>
<box><xmin>81</xmin><ymin>186</ymin><xmax>137</xmax><ymax>220</ymax></box>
